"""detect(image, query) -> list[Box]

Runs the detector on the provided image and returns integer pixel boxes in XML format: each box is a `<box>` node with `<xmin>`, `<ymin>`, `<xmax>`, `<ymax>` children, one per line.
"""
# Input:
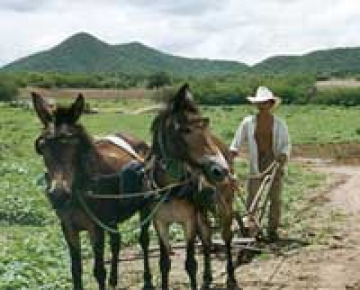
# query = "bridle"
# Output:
<box><xmin>152</xmin><ymin>113</ymin><xmax>211</xmax><ymax>181</ymax></box>
<box><xmin>35</xmin><ymin>130</ymin><xmax>94</xmax><ymax>210</ymax></box>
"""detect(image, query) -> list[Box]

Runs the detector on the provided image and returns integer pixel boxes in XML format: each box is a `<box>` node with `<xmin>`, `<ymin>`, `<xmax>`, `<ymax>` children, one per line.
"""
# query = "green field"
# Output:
<box><xmin>0</xmin><ymin>101</ymin><xmax>358</xmax><ymax>288</ymax></box>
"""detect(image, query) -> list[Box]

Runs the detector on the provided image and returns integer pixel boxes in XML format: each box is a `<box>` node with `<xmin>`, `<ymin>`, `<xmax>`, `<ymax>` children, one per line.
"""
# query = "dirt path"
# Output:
<box><xmin>235</xmin><ymin>162</ymin><xmax>360</xmax><ymax>289</ymax></box>
<box><xmin>116</xmin><ymin>161</ymin><xmax>360</xmax><ymax>289</ymax></box>
<box><xmin>317</xmin><ymin>165</ymin><xmax>360</xmax><ymax>214</ymax></box>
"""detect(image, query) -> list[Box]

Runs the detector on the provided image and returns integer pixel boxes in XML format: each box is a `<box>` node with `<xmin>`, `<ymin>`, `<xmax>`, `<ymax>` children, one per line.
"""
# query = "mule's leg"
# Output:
<box><xmin>154</xmin><ymin>220</ymin><xmax>171</xmax><ymax>290</ymax></box>
<box><xmin>221</xmin><ymin>213</ymin><xmax>239</xmax><ymax>289</ymax></box>
<box><xmin>140</xmin><ymin>209</ymin><xmax>155</xmax><ymax>290</ymax></box>
<box><xmin>184</xmin><ymin>219</ymin><xmax>198</xmax><ymax>290</ymax></box>
<box><xmin>61</xmin><ymin>223</ymin><xmax>83</xmax><ymax>290</ymax></box>
<box><xmin>108</xmin><ymin>232</ymin><xmax>121</xmax><ymax>289</ymax></box>
<box><xmin>89</xmin><ymin>228</ymin><xmax>106</xmax><ymax>290</ymax></box>
<box><xmin>197</xmin><ymin>212</ymin><xmax>212</xmax><ymax>289</ymax></box>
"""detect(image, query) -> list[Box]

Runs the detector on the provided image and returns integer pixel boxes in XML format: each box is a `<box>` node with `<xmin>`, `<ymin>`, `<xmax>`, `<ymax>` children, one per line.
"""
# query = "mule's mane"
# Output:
<box><xmin>150</xmin><ymin>110</ymin><xmax>169</xmax><ymax>157</ymax></box>
<box><xmin>151</xmin><ymin>88</ymin><xmax>200</xmax><ymax>138</ymax></box>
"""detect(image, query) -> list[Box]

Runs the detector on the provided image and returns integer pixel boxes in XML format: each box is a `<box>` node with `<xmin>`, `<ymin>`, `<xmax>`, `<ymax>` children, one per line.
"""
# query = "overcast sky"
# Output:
<box><xmin>1</xmin><ymin>0</ymin><xmax>359</xmax><ymax>66</ymax></box>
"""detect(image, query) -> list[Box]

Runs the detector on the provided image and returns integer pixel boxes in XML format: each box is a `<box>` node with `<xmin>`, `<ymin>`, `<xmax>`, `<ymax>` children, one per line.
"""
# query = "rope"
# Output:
<box><xmin>247</xmin><ymin>160</ymin><xmax>279</xmax><ymax>180</ymax></box>
<box><xmin>77</xmin><ymin>187</ymin><xmax>172</xmax><ymax>234</ymax></box>
<box><xmin>85</xmin><ymin>179</ymin><xmax>190</xmax><ymax>199</ymax></box>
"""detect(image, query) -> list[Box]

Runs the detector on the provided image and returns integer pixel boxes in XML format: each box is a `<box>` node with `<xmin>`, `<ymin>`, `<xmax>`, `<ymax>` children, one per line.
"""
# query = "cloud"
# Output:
<box><xmin>0</xmin><ymin>0</ymin><xmax>47</xmax><ymax>12</ymax></box>
<box><xmin>124</xmin><ymin>0</ymin><xmax>227</xmax><ymax>16</ymax></box>
<box><xmin>0</xmin><ymin>0</ymin><xmax>359</xmax><ymax>66</ymax></box>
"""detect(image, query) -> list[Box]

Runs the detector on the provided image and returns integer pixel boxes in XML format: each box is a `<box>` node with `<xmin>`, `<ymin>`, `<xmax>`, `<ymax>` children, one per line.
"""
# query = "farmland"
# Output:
<box><xmin>0</xmin><ymin>98</ymin><xmax>359</xmax><ymax>288</ymax></box>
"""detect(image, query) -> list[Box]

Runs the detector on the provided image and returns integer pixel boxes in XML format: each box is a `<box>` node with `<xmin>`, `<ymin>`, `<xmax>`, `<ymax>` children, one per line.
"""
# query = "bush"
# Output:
<box><xmin>147</xmin><ymin>71</ymin><xmax>172</xmax><ymax>89</ymax></box>
<box><xmin>190</xmin><ymin>74</ymin><xmax>316</xmax><ymax>105</ymax></box>
<box><xmin>312</xmin><ymin>87</ymin><xmax>360</xmax><ymax>106</ymax></box>
<box><xmin>0</xmin><ymin>78</ymin><xmax>18</xmax><ymax>101</ymax></box>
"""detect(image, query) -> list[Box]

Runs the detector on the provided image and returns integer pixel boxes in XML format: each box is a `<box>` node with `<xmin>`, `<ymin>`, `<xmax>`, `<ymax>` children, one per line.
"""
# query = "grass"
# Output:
<box><xmin>203</xmin><ymin>105</ymin><xmax>360</xmax><ymax>145</ymax></box>
<box><xmin>1</xmin><ymin>100</ymin><xmax>356</xmax><ymax>288</ymax></box>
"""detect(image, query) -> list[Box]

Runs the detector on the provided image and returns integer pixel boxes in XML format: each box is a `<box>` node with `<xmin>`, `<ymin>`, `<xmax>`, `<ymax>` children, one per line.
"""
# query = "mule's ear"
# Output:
<box><xmin>70</xmin><ymin>93</ymin><xmax>85</xmax><ymax>123</ymax></box>
<box><xmin>31</xmin><ymin>92</ymin><xmax>53</xmax><ymax>126</ymax></box>
<box><xmin>171</xmin><ymin>83</ymin><xmax>197</xmax><ymax>113</ymax></box>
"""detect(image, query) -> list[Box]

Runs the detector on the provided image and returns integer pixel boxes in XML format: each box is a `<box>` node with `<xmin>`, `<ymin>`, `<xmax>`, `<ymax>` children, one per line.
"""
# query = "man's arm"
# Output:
<box><xmin>229</xmin><ymin>118</ymin><xmax>248</xmax><ymax>159</ymax></box>
<box><xmin>276</xmin><ymin>121</ymin><xmax>291</xmax><ymax>166</ymax></box>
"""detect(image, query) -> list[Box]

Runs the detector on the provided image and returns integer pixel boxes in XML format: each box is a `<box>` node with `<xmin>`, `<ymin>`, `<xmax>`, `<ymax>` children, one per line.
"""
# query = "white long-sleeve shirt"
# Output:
<box><xmin>230</xmin><ymin>115</ymin><xmax>291</xmax><ymax>174</ymax></box>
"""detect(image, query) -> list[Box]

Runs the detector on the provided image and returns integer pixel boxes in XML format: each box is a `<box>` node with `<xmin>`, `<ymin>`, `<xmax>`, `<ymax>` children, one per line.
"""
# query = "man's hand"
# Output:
<box><xmin>229</xmin><ymin>150</ymin><xmax>238</xmax><ymax>161</ymax></box>
<box><xmin>276</xmin><ymin>153</ymin><xmax>287</xmax><ymax>166</ymax></box>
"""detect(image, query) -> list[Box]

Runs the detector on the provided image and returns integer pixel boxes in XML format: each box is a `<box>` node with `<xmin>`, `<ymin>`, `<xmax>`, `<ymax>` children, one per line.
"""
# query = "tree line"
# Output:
<box><xmin>1</xmin><ymin>71</ymin><xmax>360</xmax><ymax>106</ymax></box>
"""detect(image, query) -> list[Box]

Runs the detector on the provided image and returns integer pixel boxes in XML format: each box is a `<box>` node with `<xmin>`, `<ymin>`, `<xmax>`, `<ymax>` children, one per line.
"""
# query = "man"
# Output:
<box><xmin>230</xmin><ymin>86</ymin><xmax>291</xmax><ymax>241</ymax></box>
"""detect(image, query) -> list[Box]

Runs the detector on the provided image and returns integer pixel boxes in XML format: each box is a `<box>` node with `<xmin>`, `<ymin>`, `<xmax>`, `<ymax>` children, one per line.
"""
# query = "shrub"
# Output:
<box><xmin>190</xmin><ymin>74</ymin><xmax>315</xmax><ymax>105</ymax></box>
<box><xmin>0</xmin><ymin>78</ymin><xmax>18</xmax><ymax>102</ymax></box>
<box><xmin>147</xmin><ymin>71</ymin><xmax>172</xmax><ymax>89</ymax></box>
<box><xmin>312</xmin><ymin>87</ymin><xmax>360</xmax><ymax>106</ymax></box>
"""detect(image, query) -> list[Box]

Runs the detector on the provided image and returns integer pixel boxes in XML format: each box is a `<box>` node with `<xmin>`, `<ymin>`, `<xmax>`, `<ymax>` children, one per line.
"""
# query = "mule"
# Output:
<box><xmin>32</xmin><ymin>93</ymin><xmax>155</xmax><ymax>290</ymax></box>
<box><xmin>148</xmin><ymin>84</ymin><xmax>239</xmax><ymax>289</ymax></box>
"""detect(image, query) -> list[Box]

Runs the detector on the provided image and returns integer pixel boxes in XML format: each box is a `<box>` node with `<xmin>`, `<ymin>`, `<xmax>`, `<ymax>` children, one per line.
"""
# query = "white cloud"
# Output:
<box><xmin>0</xmin><ymin>0</ymin><xmax>359</xmax><ymax>66</ymax></box>
<box><xmin>0</xmin><ymin>0</ymin><xmax>47</xmax><ymax>12</ymax></box>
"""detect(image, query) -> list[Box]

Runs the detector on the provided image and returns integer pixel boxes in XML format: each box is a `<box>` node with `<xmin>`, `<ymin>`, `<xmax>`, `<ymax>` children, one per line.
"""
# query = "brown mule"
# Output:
<box><xmin>148</xmin><ymin>84</ymin><xmax>239</xmax><ymax>289</ymax></box>
<box><xmin>32</xmin><ymin>93</ymin><xmax>155</xmax><ymax>290</ymax></box>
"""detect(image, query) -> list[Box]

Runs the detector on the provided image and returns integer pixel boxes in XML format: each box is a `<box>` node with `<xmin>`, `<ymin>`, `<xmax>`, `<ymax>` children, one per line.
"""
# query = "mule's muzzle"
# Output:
<box><xmin>47</xmin><ymin>188</ymin><xmax>71</xmax><ymax>210</ymax></box>
<box><xmin>203</xmin><ymin>161</ymin><xmax>229</xmax><ymax>183</ymax></box>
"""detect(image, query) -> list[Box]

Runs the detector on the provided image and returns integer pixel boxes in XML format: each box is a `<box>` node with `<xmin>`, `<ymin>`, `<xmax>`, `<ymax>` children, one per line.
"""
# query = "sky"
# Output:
<box><xmin>1</xmin><ymin>0</ymin><xmax>359</xmax><ymax>66</ymax></box>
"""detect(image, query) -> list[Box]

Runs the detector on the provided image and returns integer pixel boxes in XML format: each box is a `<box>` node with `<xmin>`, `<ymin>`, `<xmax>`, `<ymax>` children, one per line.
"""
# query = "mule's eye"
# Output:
<box><xmin>180</xmin><ymin>127</ymin><xmax>192</xmax><ymax>134</ymax></box>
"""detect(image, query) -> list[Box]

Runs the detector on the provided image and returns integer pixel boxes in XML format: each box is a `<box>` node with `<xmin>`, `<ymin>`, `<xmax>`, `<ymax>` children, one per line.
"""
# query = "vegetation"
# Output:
<box><xmin>312</xmin><ymin>87</ymin><xmax>360</xmax><ymax>106</ymax></box>
<box><xmin>189</xmin><ymin>73</ymin><xmax>316</xmax><ymax>105</ymax></box>
<box><xmin>3</xmin><ymin>71</ymin><xmax>146</xmax><ymax>90</ymax></box>
<box><xmin>2</xmin><ymin>33</ymin><xmax>248</xmax><ymax>77</ymax></box>
<box><xmin>0</xmin><ymin>77</ymin><xmax>18</xmax><ymax>102</ymax></box>
<box><xmin>4</xmin><ymin>32</ymin><xmax>360</xmax><ymax>79</ymax></box>
<box><xmin>253</xmin><ymin>47</ymin><xmax>360</xmax><ymax>75</ymax></box>
<box><xmin>146</xmin><ymin>71</ymin><xmax>172</xmax><ymax>89</ymax></box>
<box><xmin>5</xmin><ymin>69</ymin><xmax>360</xmax><ymax>107</ymax></box>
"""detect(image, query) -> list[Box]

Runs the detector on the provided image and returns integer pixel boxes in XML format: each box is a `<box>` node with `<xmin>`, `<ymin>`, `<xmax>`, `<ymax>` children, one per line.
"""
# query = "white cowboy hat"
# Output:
<box><xmin>247</xmin><ymin>86</ymin><xmax>281</xmax><ymax>107</ymax></box>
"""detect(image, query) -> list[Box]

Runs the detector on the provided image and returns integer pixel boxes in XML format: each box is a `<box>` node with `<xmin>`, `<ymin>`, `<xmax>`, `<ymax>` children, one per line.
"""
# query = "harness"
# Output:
<box><xmin>37</xmin><ymin>124</ymin><xmax>213</xmax><ymax>235</ymax></box>
<box><xmin>77</xmin><ymin>133</ymin><xmax>195</xmax><ymax>234</ymax></box>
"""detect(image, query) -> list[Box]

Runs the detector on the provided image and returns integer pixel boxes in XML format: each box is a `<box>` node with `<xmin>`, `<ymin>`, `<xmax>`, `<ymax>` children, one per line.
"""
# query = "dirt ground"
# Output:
<box><xmin>113</xmin><ymin>159</ymin><xmax>360</xmax><ymax>290</ymax></box>
<box><xmin>234</xmin><ymin>162</ymin><xmax>360</xmax><ymax>290</ymax></box>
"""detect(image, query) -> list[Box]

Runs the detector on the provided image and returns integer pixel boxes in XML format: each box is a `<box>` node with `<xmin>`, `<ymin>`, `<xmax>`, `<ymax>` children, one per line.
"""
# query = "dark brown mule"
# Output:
<box><xmin>148</xmin><ymin>84</ymin><xmax>239</xmax><ymax>289</ymax></box>
<box><xmin>32</xmin><ymin>93</ymin><xmax>155</xmax><ymax>290</ymax></box>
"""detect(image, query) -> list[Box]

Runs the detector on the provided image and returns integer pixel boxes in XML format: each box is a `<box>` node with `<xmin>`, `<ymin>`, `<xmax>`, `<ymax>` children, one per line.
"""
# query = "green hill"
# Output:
<box><xmin>253</xmin><ymin>47</ymin><xmax>360</xmax><ymax>74</ymax></box>
<box><xmin>2</xmin><ymin>32</ymin><xmax>248</xmax><ymax>76</ymax></box>
<box><xmin>4</xmin><ymin>33</ymin><xmax>360</xmax><ymax>76</ymax></box>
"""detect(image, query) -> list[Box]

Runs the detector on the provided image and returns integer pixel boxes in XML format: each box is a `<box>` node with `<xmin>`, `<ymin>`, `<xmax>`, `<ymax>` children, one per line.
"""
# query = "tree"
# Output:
<box><xmin>0</xmin><ymin>78</ymin><xmax>18</xmax><ymax>101</ymax></box>
<box><xmin>147</xmin><ymin>71</ymin><xmax>172</xmax><ymax>89</ymax></box>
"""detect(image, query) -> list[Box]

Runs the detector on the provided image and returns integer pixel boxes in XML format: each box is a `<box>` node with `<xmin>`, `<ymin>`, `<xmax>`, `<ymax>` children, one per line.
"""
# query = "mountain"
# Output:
<box><xmin>253</xmin><ymin>47</ymin><xmax>360</xmax><ymax>74</ymax></box>
<box><xmin>2</xmin><ymin>32</ymin><xmax>249</xmax><ymax>76</ymax></box>
<box><xmin>4</xmin><ymin>33</ymin><xmax>360</xmax><ymax>76</ymax></box>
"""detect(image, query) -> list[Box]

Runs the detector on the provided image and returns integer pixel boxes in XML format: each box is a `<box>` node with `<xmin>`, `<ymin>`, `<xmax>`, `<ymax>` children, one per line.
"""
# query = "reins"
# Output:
<box><xmin>76</xmin><ymin>187</ymin><xmax>172</xmax><ymax>234</ymax></box>
<box><xmin>84</xmin><ymin>179</ymin><xmax>191</xmax><ymax>199</ymax></box>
